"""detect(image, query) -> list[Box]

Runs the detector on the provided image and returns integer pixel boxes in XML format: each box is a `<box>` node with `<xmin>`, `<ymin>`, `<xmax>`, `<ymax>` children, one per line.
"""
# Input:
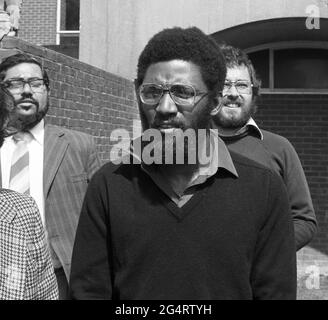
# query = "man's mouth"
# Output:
<box><xmin>223</xmin><ymin>103</ymin><xmax>240</xmax><ymax>109</ymax></box>
<box><xmin>154</xmin><ymin>122</ymin><xmax>182</xmax><ymax>131</ymax></box>
<box><xmin>17</xmin><ymin>100</ymin><xmax>37</xmax><ymax>110</ymax></box>
<box><xmin>158</xmin><ymin>124</ymin><xmax>176</xmax><ymax>129</ymax></box>
<box><xmin>157</xmin><ymin>127</ymin><xmax>178</xmax><ymax>134</ymax></box>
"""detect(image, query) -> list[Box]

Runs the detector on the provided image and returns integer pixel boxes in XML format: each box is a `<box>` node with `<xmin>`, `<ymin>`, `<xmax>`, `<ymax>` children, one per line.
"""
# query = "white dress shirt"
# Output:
<box><xmin>1</xmin><ymin>120</ymin><xmax>45</xmax><ymax>224</ymax></box>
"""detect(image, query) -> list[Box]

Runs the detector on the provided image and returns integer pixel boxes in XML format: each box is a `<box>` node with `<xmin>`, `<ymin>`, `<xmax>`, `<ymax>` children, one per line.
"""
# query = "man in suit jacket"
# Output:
<box><xmin>0</xmin><ymin>85</ymin><xmax>58</xmax><ymax>300</ymax></box>
<box><xmin>0</xmin><ymin>53</ymin><xmax>102</xmax><ymax>299</ymax></box>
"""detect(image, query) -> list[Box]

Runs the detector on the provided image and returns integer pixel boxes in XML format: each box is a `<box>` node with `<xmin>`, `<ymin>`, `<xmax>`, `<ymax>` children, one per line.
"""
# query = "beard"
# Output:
<box><xmin>141</xmin><ymin>128</ymin><xmax>199</xmax><ymax>165</ymax></box>
<box><xmin>212</xmin><ymin>97</ymin><xmax>258</xmax><ymax>129</ymax></box>
<box><xmin>5</xmin><ymin>96</ymin><xmax>49</xmax><ymax>135</ymax></box>
<box><xmin>141</xmin><ymin>97</ymin><xmax>213</xmax><ymax>165</ymax></box>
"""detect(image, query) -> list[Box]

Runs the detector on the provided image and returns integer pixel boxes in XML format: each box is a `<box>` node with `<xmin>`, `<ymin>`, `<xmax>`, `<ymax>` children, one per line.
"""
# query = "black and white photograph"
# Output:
<box><xmin>0</xmin><ymin>0</ymin><xmax>327</xmax><ymax>305</ymax></box>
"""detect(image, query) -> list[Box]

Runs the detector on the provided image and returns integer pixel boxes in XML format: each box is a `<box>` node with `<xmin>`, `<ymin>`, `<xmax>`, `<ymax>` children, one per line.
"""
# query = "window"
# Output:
<box><xmin>247</xmin><ymin>43</ymin><xmax>328</xmax><ymax>93</ymax></box>
<box><xmin>60</xmin><ymin>0</ymin><xmax>80</xmax><ymax>31</ymax></box>
<box><xmin>274</xmin><ymin>49</ymin><xmax>328</xmax><ymax>89</ymax></box>
<box><xmin>56</xmin><ymin>0</ymin><xmax>80</xmax><ymax>45</ymax></box>
<box><xmin>248</xmin><ymin>49</ymin><xmax>270</xmax><ymax>89</ymax></box>
<box><xmin>56</xmin><ymin>0</ymin><xmax>80</xmax><ymax>58</ymax></box>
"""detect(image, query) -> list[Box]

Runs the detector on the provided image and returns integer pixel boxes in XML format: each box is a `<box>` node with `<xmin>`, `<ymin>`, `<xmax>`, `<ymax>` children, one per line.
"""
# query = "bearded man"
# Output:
<box><xmin>0</xmin><ymin>53</ymin><xmax>101</xmax><ymax>299</ymax></box>
<box><xmin>211</xmin><ymin>44</ymin><xmax>316</xmax><ymax>251</ymax></box>
<box><xmin>70</xmin><ymin>27</ymin><xmax>296</xmax><ymax>300</ymax></box>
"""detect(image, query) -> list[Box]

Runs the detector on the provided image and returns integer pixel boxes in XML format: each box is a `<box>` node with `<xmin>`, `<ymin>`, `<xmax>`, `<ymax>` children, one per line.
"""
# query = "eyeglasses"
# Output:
<box><xmin>139</xmin><ymin>83</ymin><xmax>208</xmax><ymax>106</ymax></box>
<box><xmin>1</xmin><ymin>78</ymin><xmax>46</xmax><ymax>94</ymax></box>
<box><xmin>223</xmin><ymin>80</ymin><xmax>253</xmax><ymax>95</ymax></box>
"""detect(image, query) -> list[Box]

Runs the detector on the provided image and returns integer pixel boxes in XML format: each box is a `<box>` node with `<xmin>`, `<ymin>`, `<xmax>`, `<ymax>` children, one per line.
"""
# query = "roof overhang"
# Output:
<box><xmin>211</xmin><ymin>17</ymin><xmax>328</xmax><ymax>49</ymax></box>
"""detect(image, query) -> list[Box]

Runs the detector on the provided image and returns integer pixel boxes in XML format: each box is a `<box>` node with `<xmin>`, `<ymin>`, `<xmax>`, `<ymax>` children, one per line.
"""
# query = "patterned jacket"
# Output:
<box><xmin>0</xmin><ymin>189</ymin><xmax>58</xmax><ymax>300</ymax></box>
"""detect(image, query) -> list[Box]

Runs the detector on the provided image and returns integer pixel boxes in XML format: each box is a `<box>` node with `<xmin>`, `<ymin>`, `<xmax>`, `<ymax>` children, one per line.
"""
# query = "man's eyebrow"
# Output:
<box><xmin>225</xmin><ymin>79</ymin><xmax>250</xmax><ymax>82</ymax></box>
<box><xmin>4</xmin><ymin>77</ymin><xmax>42</xmax><ymax>81</ymax></box>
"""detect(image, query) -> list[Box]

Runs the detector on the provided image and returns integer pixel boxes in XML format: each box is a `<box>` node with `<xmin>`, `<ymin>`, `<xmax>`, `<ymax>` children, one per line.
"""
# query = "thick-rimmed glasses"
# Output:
<box><xmin>223</xmin><ymin>80</ymin><xmax>253</xmax><ymax>95</ymax></box>
<box><xmin>139</xmin><ymin>83</ymin><xmax>208</xmax><ymax>106</ymax></box>
<box><xmin>1</xmin><ymin>78</ymin><xmax>46</xmax><ymax>94</ymax></box>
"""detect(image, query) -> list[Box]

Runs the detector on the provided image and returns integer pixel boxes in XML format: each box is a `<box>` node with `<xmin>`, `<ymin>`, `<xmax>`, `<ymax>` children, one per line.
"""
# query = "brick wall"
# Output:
<box><xmin>19</xmin><ymin>0</ymin><xmax>57</xmax><ymax>45</ymax></box>
<box><xmin>255</xmin><ymin>94</ymin><xmax>328</xmax><ymax>278</ymax></box>
<box><xmin>0</xmin><ymin>37</ymin><xmax>140</xmax><ymax>162</ymax></box>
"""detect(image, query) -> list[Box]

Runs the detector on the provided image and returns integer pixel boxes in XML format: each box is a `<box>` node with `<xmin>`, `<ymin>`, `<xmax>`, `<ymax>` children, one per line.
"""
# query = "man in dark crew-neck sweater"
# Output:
<box><xmin>69</xmin><ymin>27</ymin><xmax>296</xmax><ymax>300</ymax></box>
<box><xmin>211</xmin><ymin>44</ymin><xmax>316</xmax><ymax>251</ymax></box>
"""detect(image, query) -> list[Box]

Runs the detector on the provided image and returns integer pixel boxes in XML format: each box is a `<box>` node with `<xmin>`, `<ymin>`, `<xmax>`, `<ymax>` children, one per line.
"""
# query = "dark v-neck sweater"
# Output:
<box><xmin>70</xmin><ymin>152</ymin><xmax>296</xmax><ymax>300</ymax></box>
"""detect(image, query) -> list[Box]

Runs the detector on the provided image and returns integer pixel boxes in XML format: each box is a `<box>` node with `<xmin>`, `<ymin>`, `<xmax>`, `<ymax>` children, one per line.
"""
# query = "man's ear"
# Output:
<box><xmin>134</xmin><ymin>79</ymin><xmax>149</xmax><ymax>131</ymax></box>
<box><xmin>134</xmin><ymin>79</ymin><xmax>142</xmax><ymax>105</ymax></box>
<box><xmin>133</xmin><ymin>78</ymin><xmax>138</xmax><ymax>92</ymax></box>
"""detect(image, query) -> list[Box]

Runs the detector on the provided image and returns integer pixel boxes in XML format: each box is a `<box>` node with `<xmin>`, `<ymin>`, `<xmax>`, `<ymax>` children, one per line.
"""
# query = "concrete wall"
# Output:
<box><xmin>79</xmin><ymin>0</ymin><xmax>328</xmax><ymax>80</ymax></box>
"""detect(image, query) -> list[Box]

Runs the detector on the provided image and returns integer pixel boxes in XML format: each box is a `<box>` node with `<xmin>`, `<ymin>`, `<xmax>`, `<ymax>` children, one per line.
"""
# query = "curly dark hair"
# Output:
<box><xmin>0</xmin><ymin>53</ymin><xmax>50</xmax><ymax>90</ymax></box>
<box><xmin>218</xmin><ymin>44</ymin><xmax>261</xmax><ymax>97</ymax></box>
<box><xmin>136</xmin><ymin>27</ymin><xmax>226</xmax><ymax>96</ymax></box>
<box><xmin>0</xmin><ymin>86</ymin><xmax>15</xmax><ymax>148</ymax></box>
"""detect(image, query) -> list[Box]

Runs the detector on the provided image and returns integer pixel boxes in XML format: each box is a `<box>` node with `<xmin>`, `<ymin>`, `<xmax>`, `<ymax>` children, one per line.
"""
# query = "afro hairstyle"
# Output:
<box><xmin>136</xmin><ymin>27</ymin><xmax>226</xmax><ymax>95</ymax></box>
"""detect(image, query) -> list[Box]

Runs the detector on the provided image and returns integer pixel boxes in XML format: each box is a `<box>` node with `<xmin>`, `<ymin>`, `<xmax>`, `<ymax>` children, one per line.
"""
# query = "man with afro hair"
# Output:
<box><xmin>70</xmin><ymin>27</ymin><xmax>296</xmax><ymax>300</ymax></box>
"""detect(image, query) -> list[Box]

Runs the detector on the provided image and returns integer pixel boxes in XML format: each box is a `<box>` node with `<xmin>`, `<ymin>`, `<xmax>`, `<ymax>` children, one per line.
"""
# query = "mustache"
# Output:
<box><xmin>210</xmin><ymin>97</ymin><xmax>242</xmax><ymax>116</ymax></box>
<box><xmin>151</xmin><ymin>117</ymin><xmax>186</xmax><ymax>130</ymax></box>
<box><xmin>15</xmin><ymin>98</ymin><xmax>39</xmax><ymax>108</ymax></box>
<box><xmin>222</xmin><ymin>97</ymin><xmax>242</xmax><ymax>106</ymax></box>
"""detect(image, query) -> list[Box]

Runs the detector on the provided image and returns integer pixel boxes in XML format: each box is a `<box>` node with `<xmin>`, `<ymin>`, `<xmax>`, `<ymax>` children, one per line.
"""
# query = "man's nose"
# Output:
<box><xmin>22</xmin><ymin>82</ymin><xmax>33</xmax><ymax>94</ymax></box>
<box><xmin>226</xmin><ymin>84</ymin><xmax>240</xmax><ymax>97</ymax></box>
<box><xmin>156</xmin><ymin>92</ymin><xmax>178</xmax><ymax>115</ymax></box>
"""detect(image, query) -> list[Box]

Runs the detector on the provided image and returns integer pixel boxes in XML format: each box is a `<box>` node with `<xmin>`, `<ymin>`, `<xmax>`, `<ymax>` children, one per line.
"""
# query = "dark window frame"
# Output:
<box><xmin>56</xmin><ymin>0</ymin><xmax>80</xmax><ymax>45</ymax></box>
<box><xmin>246</xmin><ymin>41</ymin><xmax>328</xmax><ymax>94</ymax></box>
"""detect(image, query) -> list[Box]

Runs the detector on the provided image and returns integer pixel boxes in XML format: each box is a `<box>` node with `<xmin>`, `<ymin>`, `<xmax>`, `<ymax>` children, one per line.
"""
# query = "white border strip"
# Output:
<box><xmin>56</xmin><ymin>0</ymin><xmax>61</xmax><ymax>45</ymax></box>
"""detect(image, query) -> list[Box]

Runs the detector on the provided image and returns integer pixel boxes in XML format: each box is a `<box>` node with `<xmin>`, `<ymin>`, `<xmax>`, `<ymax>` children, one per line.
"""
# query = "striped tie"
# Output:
<box><xmin>9</xmin><ymin>132</ymin><xmax>32</xmax><ymax>195</ymax></box>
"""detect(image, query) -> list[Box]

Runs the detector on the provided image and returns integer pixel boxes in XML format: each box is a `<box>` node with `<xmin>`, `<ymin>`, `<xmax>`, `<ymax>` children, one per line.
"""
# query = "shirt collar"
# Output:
<box><xmin>204</xmin><ymin>129</ymin><xmax>238</xmax><ymax>178</ymax></box>
<box><xmin>216</xmin><ymin>117</ymin><xmax>263</xmax><ymax>141</ymax></box>
<box><xmin>129</xmin><ymin>129</ymin><xmax>238</xmax><ymax>178</ymax></box>
<box><xmin>246</xmin><ymin>118</ymin><xmax>263</xmax><ymax>140</ymax></box>
<box><xmin>28</xmin><ymin>119</ymin><xmax>45</xmax><ymax>145</ymax></box>
<box><xmin>125</xmin><ymin>130</ymin><xmax>238</xmax><ymax>204</ymax></box>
